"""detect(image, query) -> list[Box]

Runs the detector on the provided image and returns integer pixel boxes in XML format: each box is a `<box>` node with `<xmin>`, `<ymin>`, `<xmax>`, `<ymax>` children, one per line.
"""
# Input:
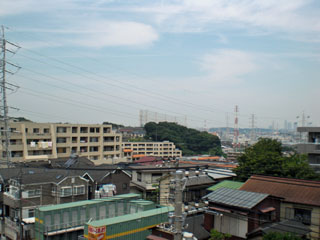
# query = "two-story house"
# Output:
<box><xmin>159</xmin><ymin>170</ymin><xmax>215</xmax><ymax>206</ymax></box>
<box><xmin>240</xmin><ymin>175</ymin><xmax>320</xmax><ymax>240</ymax></box>
<box><xmin>2</xmin><ymin>168</ymin><xmax>89</xmax><ymax>240</ymax></box>
<box><xmin>80</xmin><ymin>168</ymin><xmax>131</xmax><ymax>199</ymax></box>
<box><xmin>130</xmin><ymin>165</ymin><xmax>175</xmax><ymax>202</ymax></box>
<box><xmin>203</xmin><ymin>187</ymin><xmax>282</xmax><ymax>239</ymax></box>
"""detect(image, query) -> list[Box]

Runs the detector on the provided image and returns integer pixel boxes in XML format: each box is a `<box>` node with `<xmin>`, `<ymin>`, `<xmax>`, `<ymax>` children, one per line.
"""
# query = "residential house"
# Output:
<box><xmin>296</xmin><ymin>127</ymin><xmax>320</xmax><ymax>169</ymax></box>
<box><xmin>81</xmin><ymin>168</ymin><xmax>131</xmax><ymax>199</ymax></box>
<box><xmin>203</xmin><ymin>188</ymin><xmax>281</xmax><ymax>239</ymax></box>
<box><xmin>159</xmin><ymin>170</ymin><xmax>215</xmax><ymax>206</ymax></box>
<box><xmin>130</xmin><ymin>165</ymin><xmax>174</xmax><ymax>202</ymax></box>
<box><xmin>1</xmin><ymin>168</ymin><xmax>89</xmax><ymax>240</ymax></box>
<box><xmin>240</xmin><ymin>175</ymin><xmax>320</xmax><ymax>240</ymax></box>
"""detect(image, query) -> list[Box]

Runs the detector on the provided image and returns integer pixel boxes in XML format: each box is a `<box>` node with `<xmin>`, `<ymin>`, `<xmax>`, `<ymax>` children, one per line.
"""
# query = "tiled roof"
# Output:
<box><xmin>240</xmin><ymin>175</ymin><xmax>320</xmax><ymax>206</ymax></box>
<box><xmin>204</xmin><ymin>187</ymin><xmax>269</xmax><ymax>209</ymax></box>
<box><xmin>185</xmin><ymin>175</ymin><xmax>215</xmax><ymax>187</ymax></box>
<box><xmin>207</xmin><ymin>180</ymin><xmax>244</xmax><ymax>191</ymax></box>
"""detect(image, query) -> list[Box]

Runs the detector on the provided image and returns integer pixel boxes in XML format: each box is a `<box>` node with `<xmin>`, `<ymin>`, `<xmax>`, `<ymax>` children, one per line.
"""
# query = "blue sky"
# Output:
<box><xmin>1</xmin><ymin>0</ymin><xmax>320</xmax><ymax>128</ymax></box>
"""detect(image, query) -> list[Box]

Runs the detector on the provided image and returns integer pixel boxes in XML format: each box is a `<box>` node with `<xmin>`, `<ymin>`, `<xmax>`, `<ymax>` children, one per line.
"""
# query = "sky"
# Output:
<box><xmin>1</xmin><ymin>0</ymin><xmax>320</xmax><ymax>129</ymax></box>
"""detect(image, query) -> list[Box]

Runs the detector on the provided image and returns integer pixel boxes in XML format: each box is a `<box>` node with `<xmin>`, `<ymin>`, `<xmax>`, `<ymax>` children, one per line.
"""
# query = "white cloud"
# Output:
<box><xmin>13</xmin><ymin>20</ymin><xmax>158</xmax><ymax>48</ymax></box>
<box><xmin>71</xmin><ymin>21</ymin><xmax>158</xmax><ymax>47</ymax></box>
<box><xmin>0</xmin><ymin>0</ymin><xmax>75</xmax><ymax>16</ymax></box>
<box><xmin>128</xmin><ymin>0</ymin><xmax>320</xmax><ymax>34</ymax></box>
<box><xmin>200</xmin><ymin>49</ymin><xmax>258</xmax><ymax>84</ymax></box>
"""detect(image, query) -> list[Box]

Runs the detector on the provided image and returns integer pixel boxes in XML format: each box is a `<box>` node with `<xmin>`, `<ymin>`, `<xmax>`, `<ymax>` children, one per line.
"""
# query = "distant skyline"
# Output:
<box><xmin>1</xmin><ymin>0</ymin><xmax>319</xmax><ymax>128</ymax></box>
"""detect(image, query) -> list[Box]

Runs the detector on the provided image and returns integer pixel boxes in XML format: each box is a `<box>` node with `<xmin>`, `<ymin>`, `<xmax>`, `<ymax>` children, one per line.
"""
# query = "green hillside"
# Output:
<box><xmin>144</xmin><ymin>122</ymin><xmax>222</xmax><ymax>156</ymax></box>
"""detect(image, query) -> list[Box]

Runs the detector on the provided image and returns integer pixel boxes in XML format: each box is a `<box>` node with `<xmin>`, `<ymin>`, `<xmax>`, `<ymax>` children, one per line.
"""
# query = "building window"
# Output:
<box><xmin>61</xmin><ymin>187</ymin><xmax>72</xmax><ymax>197</ymax></box>
<box><xmin>25</xmin><ymin>189</ymin><xmax>41</xmax><ymax>198</ymax></box>
<box><xmin>80</xmin><ymin>146</ymin><xmax>88</xmax><ymax>152</ymax></box>
<box><xmin>89</xmin><ymin>146</ymin><xmax>99</xmax><ymax>152</ymax></box>
<box><xmin>103</xmin><ymin>127</ymin><xmax>111</xmax><ymax>133</ymax></box>
<box><xmin>72</xmin><ymin>127</ymin><xmax>78</xmax><ymax>133</ymax></box>
<box><xmin>104</xmin><ymin>137</ymin><xmax>114</xmax><ymax>142</ymax></box>
<box><xmin>286</xmin><ymin>207</ymin><xmax>312</xmax><ymax>225</ymax></box>
<box><xmin>28</xmin><ymin>209</ymin><xmax>35</xmax><ymax>218</ymax></box>
<box><xmin>33</xmin><ymin>128</ymin><xmax>39</xmax><ymax>133</ymax></box>
<box><xmin>57</xmin><ymin>127</ymin><xmax>67</xmax><ymax>133</ymax></box>
<box><xmin>104</xmin><ymin>146</ymin><xmax>114</xmax><ymax>152</ymax></box>
<box><xmin>80</xmin><ymin>127</ymin><xmax>88</xmax><ymax>133</ymax></box>
<box><xmin>137</xmin><ymin>172</ymin><xmax>142</xmax><ymax>182</ymax></box>
<box><xmin>73</xmin><ymin>185</ymin><xmax>85</xmax><ymax>195</ymax></box>
<box><xmin>57</xmin><ymin>137</ymin><xmax>67</xmax><ymax>143</ymax></box>
<box><xmin>294</xmin><ymin>208</ymin><xmax>311</xmax><ymax>225</ymax></box>
<box><xmin>122</xmin><ymin>183</ymin><xmax>128</xmax><ymax>190</ymax></box>
<box><xmin>90</xmin><ymin>137</ymin><xmax>99</xmax><ymax>143</ymax></box>
<box><xmin>44</xmin><ymin>128</ymin><xmax>50</xmax><ymax>133</ymax></box>
<box><xmin>259</xmin><ymin>211</ymin><xmax>276</xmax><ymax>224</ymax></box>
<box><xmin>57</xmin><ymin>147</ymin><xmax>67</xmax><ymax>153</ymax></box>
<box><xmin>71</xmin><ymin>147</ymin><xmax>77</xmax><ymax>153</ymax></box>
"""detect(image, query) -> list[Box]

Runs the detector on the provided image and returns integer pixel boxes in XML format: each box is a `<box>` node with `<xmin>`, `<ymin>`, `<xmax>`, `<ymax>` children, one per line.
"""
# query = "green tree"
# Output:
<box><xmin>234</xmin><ymin>138</ymin><xmax>319</xmax><ymax>181</ymax></box>
<box><xmin>209</xmin><ymin>229</ymin><xmax>231</xmax><ymax>240</ymax></box>
<box><xmin>144</xmin><ymin>122</ymin><xmax>222</xmax><ymax>156</ymax></box>
<box><xmin>263</xmin><ymin>232</ymin><xmax>302</xmax><ymax>240</ymax></box>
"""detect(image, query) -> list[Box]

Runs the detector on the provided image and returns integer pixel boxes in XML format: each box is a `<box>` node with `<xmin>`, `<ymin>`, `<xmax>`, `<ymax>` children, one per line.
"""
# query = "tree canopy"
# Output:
<box><xmin>263</xmin><ymin>232</ymin><xmax>302</xmax><ymax>240</ymax></box>
<box><xmin>144</xmin><ymin>122</ymin><xmax>222</xmax><ymax>156</ymax></box>
<box><xmin>234</xmin><ymin>138</ymin><xmax>319</xmax><ymax>181</ymax></box>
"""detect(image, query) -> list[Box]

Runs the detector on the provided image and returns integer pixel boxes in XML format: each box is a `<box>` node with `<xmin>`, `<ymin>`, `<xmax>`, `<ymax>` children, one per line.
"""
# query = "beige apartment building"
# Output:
<box><xmin>122</xmin><ymin>141</ymin><xmax>182</xmax><ymax>161</ymax></box>
<box><xmin>0</xmin><ymin>122</ymin><xmax>122</xmax><ymax>163</ymax></box>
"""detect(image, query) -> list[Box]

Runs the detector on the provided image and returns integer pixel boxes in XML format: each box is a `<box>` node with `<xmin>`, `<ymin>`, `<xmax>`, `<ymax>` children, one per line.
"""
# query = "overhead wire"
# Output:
<box><xmin>15</xmin><ymin>56</ymin><xmax>229</xmax><ymax>126</ymax></box>
<box><xmin>7</xmin><ymin>32</ymin><xmax>278</xmax><ymax>127</ymax></box>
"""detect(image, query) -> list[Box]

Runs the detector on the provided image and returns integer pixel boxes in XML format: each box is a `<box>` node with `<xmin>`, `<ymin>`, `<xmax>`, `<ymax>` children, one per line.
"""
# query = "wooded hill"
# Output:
<box><xmin>144</xmin><ymin>122</ymin><xmax>222</xmax><ymax>156</ymax></box>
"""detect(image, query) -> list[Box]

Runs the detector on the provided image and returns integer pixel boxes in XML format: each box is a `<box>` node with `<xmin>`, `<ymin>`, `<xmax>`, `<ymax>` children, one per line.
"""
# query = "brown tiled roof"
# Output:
<box><xmin>240</xmin><ymin>175</ymin><xmax>320</xmax><ymax>206</ymax></box>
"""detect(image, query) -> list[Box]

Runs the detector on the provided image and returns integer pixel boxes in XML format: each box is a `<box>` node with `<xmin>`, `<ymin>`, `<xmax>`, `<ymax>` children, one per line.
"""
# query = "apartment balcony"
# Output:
<box><xmin>9</xmin><ymin>144</ymin><xmax>24</xmax><ymax>151</ymax></box>
<box><xmin>4</xmin><ymin>217</ymin><xmax>19</xmax><ymax>240</ymax></box>
<box><xmin>9</xmin><ymin>132</ymin><xmax>23</xmax><ymax>138</ymax></box>
<box><xmin>27</xmin><ymin>144</ymin><xmax>53</xmax><ymax>151</ymax></box>
<box><xmin>3</xmin><ymin>192</ymin><xmax>20</xmax><ymax>208</ymax></box>
<box><xmin>25</xmin><ymin>133</ymin><xmax>52</xmax><ymax>139</ymax></box>
<box><xmin>296</xmin><ymin>143</ymin><xmax>320</xmax><ymax>154</ymax></box>
<box><xmin>104</xmin><ymin>142</ymin><xmax>116</xmax><ymax>146</ymax></box>
<box><xmin>130</xmin><ymin>180</ymin><xmax>157</xmax><ymax>191</ymax></box>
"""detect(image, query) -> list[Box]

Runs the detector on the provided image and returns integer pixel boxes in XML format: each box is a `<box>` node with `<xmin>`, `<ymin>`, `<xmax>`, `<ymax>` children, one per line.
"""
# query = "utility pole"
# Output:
<box><xmin>0</xmin><ymin>25</ymin><xmax>20</xmax><ymax>168</ymax></box>
<box><xmin>18</xmin><ymin>168</ymin><xmax>23</xmax><ymax>240</ymax></box>
<box><xmin>174</xmin><ymin>170</ymin><xmax>184</xmax><ymax>240</ymax></box>
<box><xmin>225</xmin><ymin>113</ymin><xmax>229</xmax><ymax>141</ymax></box>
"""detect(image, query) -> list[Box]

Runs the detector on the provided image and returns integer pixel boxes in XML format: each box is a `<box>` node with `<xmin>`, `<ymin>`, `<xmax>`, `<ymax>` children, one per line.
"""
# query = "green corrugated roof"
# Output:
<box><xmin>38</xmin><ymin>193</ymin><xmax>140</xmax><ymax>211</ymax></box>
<box><xmin>207</xmin><ymin>180</ymin><xmax>244</xmax><ymax>191</ymax></box>
<box><xmin>88</xmin><ymin>206</ymin><xmax>174</xmax><ymax>227</ymax></box>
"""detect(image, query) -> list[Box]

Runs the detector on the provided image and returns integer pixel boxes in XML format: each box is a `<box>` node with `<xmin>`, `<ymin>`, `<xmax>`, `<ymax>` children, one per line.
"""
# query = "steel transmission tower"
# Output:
<box><xmin>233</xmin><ymin>105</ymin><xmax>239</xmax><ymax>151</ymax></box>
<box><xmin>0</xmin><ymin>26</ymin><xmax>20</xmax><ymax>167</ymax></box>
